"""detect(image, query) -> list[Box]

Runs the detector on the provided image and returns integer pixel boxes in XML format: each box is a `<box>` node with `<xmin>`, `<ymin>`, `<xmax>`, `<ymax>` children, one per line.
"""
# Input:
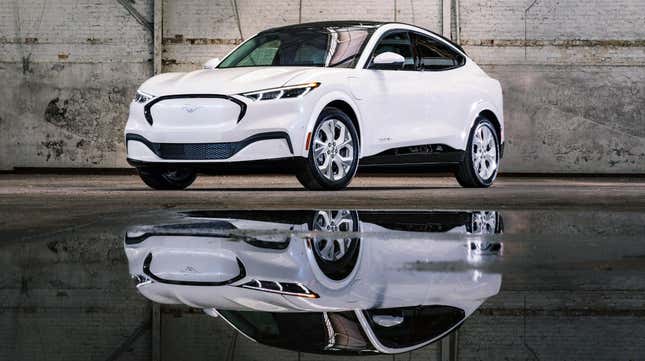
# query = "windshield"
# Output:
<box><xmin>218</xmin><ymin>25</ymin><xmax>378</xmax><ymax>69</ymax></box>
<box><xmin>217</xmin><ymin>310</ymin><xmax>376</xmax><ymax>354</ymax></box>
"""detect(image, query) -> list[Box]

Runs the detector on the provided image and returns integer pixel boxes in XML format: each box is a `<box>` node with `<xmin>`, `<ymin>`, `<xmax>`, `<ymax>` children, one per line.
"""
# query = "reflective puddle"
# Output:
<box><xmin>125</xmin><ymin>210</ymin><xmax>503</xmax><ymax>355</ymax></box>
<box><xmin>2</xmin><ymin>209</ymin><xmax>645</xmax><ymax>360</ymax></box>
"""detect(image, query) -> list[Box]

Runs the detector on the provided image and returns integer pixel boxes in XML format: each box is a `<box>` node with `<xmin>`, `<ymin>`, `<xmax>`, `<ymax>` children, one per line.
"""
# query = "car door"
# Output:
<box><xmin>411</xmin><ymin>32</ymin><xmax>470</xmax><ymax>149</ymax></box>
<box><xmin>356</xmin><ymin>31</ymin><xmax>429</xmax><ymax>157</ymax></box>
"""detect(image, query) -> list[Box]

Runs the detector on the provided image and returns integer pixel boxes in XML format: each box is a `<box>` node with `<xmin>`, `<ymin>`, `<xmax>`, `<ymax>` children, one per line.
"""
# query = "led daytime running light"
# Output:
<box><xmin>242</xmin><ymin>82</ymin><xmax>320</xmax><ymax>101</ymax></box>
<box><xmin>134</xmin><ymin>91</ymin><xmax>155</xmax><ymax>104</ymax></box>
<box><xmin>240</xmin><ymin>279</ymin><xmax>319</xmax><ymax>298</ymax></box>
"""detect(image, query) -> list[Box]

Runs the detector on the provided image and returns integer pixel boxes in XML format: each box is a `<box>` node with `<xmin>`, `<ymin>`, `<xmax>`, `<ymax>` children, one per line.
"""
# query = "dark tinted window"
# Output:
<box><xmin>414</xmin><ymin>33</ymin><xmax>465</xmax><ymax>71</ymax></box>
<box><xmin>363</xmin><ymin>305</ymin><xmax>465</xmax><ymax>349</ymax></box>
<box><xmin>217</xmin><ymin>311</ymin><xmax>374</xmax><ymax>354</ymax></box>
<box><xmin>218</xmin><ymin>26</ymin><xmax>377</xmax><ymax>68</ymax></box>
<box><xmin>327</xmin><ymin>28</ymin><xmax>374</xmax><ymax>67</ymax></box>
<box><xmin>370</xmin><ymin>31</ymin><xmax>415</xmax><ymax>70</ymax></box>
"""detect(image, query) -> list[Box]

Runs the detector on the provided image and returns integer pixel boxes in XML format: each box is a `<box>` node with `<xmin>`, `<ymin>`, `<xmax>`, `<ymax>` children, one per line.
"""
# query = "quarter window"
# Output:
<box><xmin>414</xmin><ymin>34</ymin><xmax>465</xmax><ymax>71</ymax></box>
<box><xmin>370</xmin><ymin>31</ymin><xmax>416</xmax><ymax>70</ymax></box>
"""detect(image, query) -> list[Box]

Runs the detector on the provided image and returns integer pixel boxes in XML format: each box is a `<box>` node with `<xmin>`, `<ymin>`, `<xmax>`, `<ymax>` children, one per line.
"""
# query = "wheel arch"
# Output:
<box><xmin>464</xmin><ymin>101</ymin><xmax>504</xmax><ymax>149</ymax></box>
<box><xmin>478</xmin><ymin>109</ymin><xmax>502</xmax><ymax>145</ymax></box>
<box><xmin>303</xmin><ymin>92</ymin><xmax>363</xmax><ymax>158</ymax></box>
<box><xmin>325</xmin><ymin>99</ymin><xmax>361</xmax><ymax>141</ymax></box>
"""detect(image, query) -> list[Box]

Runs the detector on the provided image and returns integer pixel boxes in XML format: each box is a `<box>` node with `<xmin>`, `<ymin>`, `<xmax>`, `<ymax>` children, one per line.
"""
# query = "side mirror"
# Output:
<box><xmin>372</xmin><ymin>315</ymin><xmax>405</xmax><ymax>327</ymax></box>
<box><xmin>370</xmin><ymin>52</ymin><xmax>405</xmax><ymax>70</ymax></box>
<box><xmin>203</xmin><ymin>57</ymin><xmax>221</xmax><ymax>69</ymax></box>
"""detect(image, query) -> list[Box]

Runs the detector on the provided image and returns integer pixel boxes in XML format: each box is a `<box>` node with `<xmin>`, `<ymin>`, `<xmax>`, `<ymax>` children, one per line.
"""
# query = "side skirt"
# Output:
<box><xmin>360</xmin><ymin>144</ymin><xmax>465</xmax><ymax>168</ymax></box>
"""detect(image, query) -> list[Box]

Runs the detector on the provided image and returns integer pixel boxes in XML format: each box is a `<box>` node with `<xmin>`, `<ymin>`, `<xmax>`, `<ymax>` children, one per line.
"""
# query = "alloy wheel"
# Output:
<box><xmin>470</xmin><ymin>211</ymin><xmax>498</xmax><ymax>234</ymax></box>
<box><xmin>311</xmin><ymin>210</ymin><xmax>355</xmax><ymax>262</ymax></box>
<box><xmin>471</xmin><ymin>123</ymin><xmax>498</xmax><ymax>180</ymax></box>
<box><xmin>313</xmin><ymin>119</ymin><xmax>355</xmax><ymax>182</ymax></box>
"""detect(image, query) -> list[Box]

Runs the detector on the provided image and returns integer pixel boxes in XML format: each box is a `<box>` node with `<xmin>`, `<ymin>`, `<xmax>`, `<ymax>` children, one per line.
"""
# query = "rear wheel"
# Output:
<box><xmin>137</xmin><ymin>167</ymin><xmax>197</xmax><ymax>190</ymax></box>
<box><xmin>296</xmin><ymin>107</ymin><xmax>359</xmax><ymax>190</ymax></box>
<box><xmin>455</xmin><ymin>117</ymin><xmax>500</xmax><ymax>188</ymax></box>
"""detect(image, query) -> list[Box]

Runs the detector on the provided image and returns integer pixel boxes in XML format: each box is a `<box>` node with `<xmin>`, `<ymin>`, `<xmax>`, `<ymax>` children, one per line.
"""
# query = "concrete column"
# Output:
<box><xmin>442</xmin><ymin>0</ymin><xmax>452</xmax><ymax>38</ymax></box>
<box><xmin>440</xmin><ymin>331</ymin><xmax>458</xmax><ymax>361</ymax></box>
<box><xmin>152</xmin><ymin>303</ymin><xmax>161</xmax><ymax>361</ymax></box>
<box><xmin>153</xmin><ymin>0</ymin><xmax>163</xmax><ymax>74</ymax></box>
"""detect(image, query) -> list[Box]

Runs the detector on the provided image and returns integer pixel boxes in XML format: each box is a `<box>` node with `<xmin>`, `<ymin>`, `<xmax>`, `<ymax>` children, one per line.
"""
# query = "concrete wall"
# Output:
<box><xmin>460</xmin><ymin>0</ymin><xmax>645</xmax><ymax>173</ymax></box>
<box><xmin>1</xmin><ymin>0</ymin><xmax>644</xmax><ymax>172</ymax></box>
<box><xmin>0</xmin><ymin>0</ymin><xmax>154</xmax><ymax>169</ymax></box>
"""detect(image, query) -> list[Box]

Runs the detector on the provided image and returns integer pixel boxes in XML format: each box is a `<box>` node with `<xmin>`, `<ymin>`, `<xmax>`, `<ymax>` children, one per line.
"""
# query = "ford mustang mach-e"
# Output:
<box><xmin>125</xmin><ymin>21</ymin><xmax>504</xmax><ymax>190</ymax></box>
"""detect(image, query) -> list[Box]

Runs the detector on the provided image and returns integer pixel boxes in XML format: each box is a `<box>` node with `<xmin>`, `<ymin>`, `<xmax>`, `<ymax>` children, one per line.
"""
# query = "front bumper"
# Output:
<box><xmin>125</xmin><ymin>92</ymin><xmax>315</xmax><ymax>164</ymax></box>
<box><xmin>125</xmin><ymin>132</ymin><xmax>294</xmax><ymax>163</ymax></box>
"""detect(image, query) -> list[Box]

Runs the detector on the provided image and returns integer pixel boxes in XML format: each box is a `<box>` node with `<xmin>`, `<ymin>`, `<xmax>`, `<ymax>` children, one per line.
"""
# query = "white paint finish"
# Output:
<box><xmin>149</xmin><ymin>98</ymin><xmax>241</xmax><ymax>129</ymax></box>
<box><xmin>372</xmin><ymin>51</ymin><xmax>406</xmax><ymax>65</ymax></box>
<box><xmin>226</xmin><ymin>139</ymin><xmax>293</xmax><ymax>162</ymax></box>
<box><xmin>127</xmin><ymin>140</ymin><xmax>158</xmax><ymax>162</ymax></box>
<box><xmin>356</xmin><ymin>68</ymin><xmax>434</xmax><ymax>154</ymax></box>
<box><xmin>126</xmin><ymin>23</ymin><xmax>503</xmax><ymax>169</ymax></box>
<box><xmin>139</xmin><ymin>67</ymin><xmax>317</xmax><ymax>95</ymax></box>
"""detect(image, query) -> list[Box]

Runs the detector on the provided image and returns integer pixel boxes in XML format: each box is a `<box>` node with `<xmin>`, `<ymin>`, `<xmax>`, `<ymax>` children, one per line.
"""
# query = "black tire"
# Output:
<box><xmin>137</xmin><ymin>167</ymin><xmax>197</xmax><ymax>190</ymax></box>
<box><xmin>455</xmin><ymin>117</ymin><xmax>500</xmax><ymax>188</ymax></box>
<box><xmin>296</xmin><ymin>107</ymin><xmax>359</xmax><ymax>190</ymax></box>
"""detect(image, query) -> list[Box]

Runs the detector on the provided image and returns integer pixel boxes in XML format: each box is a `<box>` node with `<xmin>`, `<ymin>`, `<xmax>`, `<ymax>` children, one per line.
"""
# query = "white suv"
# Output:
<box><xmin>125</xmin><ymin>21</ymin><xmax>504</xmax><ymax>190</ymax></box>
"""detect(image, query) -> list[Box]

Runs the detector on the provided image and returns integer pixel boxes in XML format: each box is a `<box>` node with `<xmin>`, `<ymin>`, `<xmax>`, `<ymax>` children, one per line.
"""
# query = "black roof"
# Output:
<box><xmin>265</xmin><ymin>20</ymin><xmax>385</xmax><ymax>32</ymax></box>
<box><xmin>261</xmin><ymin>21</ymin><xmax>466</xmax><ymax>55</ymax></box>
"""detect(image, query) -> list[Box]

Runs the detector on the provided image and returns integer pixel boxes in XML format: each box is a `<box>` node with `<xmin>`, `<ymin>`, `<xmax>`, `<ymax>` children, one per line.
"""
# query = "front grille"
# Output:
<box><xmin>157</xmin><ymin>143</ymin><xmax>237</xmax><ymax>160</ymax></box>
<box><xmin>126</xmin><ymin>131</ymin><xmax>293</xmax><ymax>161</ymax></box>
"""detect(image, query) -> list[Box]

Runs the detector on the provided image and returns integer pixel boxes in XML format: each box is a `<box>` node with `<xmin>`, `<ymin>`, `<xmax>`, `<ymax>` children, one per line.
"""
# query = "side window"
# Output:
<box><xmin>370</xmin><ymin>31</ymin><xmax>416</xmax><ymax>70</ymax></box>
<box><xmin>414</xmin><ymin>34</ymin><xmax>465</xmax><ymax>71</ymax></box>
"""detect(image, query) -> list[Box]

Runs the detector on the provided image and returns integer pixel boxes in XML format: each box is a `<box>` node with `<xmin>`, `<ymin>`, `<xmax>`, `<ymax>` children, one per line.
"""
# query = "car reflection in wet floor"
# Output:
<box><xmin>124</xmin><ymin>210</ymin><xmax>504</xmax><ymax>355</ymax></box>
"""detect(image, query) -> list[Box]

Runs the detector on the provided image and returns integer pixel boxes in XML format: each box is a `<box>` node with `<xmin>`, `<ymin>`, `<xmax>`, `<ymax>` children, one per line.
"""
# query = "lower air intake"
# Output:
<box><xmin>158</xmin><ymin>143</ymin><xmax>237</xmax><ymax>160</ymax></box>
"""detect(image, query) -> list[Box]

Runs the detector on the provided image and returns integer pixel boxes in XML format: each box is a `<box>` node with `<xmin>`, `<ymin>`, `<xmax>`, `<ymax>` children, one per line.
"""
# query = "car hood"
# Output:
<box><xmin>139</xmin><ymin>67</ymin><xmax>318</xmax><ymax>96</ymax></box>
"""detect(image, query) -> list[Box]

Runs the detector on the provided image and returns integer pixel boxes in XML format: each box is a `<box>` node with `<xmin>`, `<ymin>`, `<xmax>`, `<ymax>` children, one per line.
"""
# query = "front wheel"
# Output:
<box><xmin>137</xmin><ymin>167</ymin><xmax>197</xmax><ymax>190</ymax></box>
<box><xmin>455</xmin><ymin>117</ymin><xmax>500</xmax><ymax>188</ymax></box>
<box><xmin>296</xmin><ymin>107</ymin><xmax>359</xmax><ymax>190</ymax></box>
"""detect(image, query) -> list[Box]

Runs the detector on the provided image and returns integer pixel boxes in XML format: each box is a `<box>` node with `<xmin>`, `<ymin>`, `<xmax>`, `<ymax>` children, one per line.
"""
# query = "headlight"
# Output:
<box><xmin>134</xmin><ymin>91</ymin><xmax>155</xmax><ymax>104</ymax></box>
<box><xmin>241</xmin><ymin>82</ymin><xmax>320</xmax><ymax>101</ymax></box>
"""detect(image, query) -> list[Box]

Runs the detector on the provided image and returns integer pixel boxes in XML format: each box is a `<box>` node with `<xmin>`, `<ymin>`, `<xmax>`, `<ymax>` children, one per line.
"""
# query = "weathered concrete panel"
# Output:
<box><xmin>1</xmin><ymin>0</ymin><xmax>644</xmax><ymax>172</ymax></box>
<box><xmin>0</xmin><ymin>0</ymin><xmax>153</xmax><ymax>170</ymax></box>
<box><xmin>459</xmin><ymin>0</ymin><xmax>645</xmax><ymax>173</ymax></box>
<box><xmin>459</xmin><ymin>0</ymin><xmax>645</xmax><ymax>41</ymax></box>
<box><xmin>1</xmin><ymin>62</ymin><xmax>150</xmax><ymax>168</ymax></box>
<box><xmin>486</xmin><ymin>65</ymin><xmax>645</xmax><ymax>173</ymax></box>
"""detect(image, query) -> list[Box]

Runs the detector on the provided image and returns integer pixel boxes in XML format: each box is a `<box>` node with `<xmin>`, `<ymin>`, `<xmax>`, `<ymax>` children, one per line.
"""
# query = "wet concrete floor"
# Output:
<box><xmin>1</xmin><ymin>174</ymin><xmax>644</xmax><ymax>360</ymax></box>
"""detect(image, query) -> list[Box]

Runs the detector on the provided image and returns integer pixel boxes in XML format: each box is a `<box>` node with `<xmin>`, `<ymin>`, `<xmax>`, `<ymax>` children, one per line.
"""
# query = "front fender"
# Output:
<box><xmin>298</xmin><ymin>91</ymin><xmax>364</xmax><ymax>158</ymax></box>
